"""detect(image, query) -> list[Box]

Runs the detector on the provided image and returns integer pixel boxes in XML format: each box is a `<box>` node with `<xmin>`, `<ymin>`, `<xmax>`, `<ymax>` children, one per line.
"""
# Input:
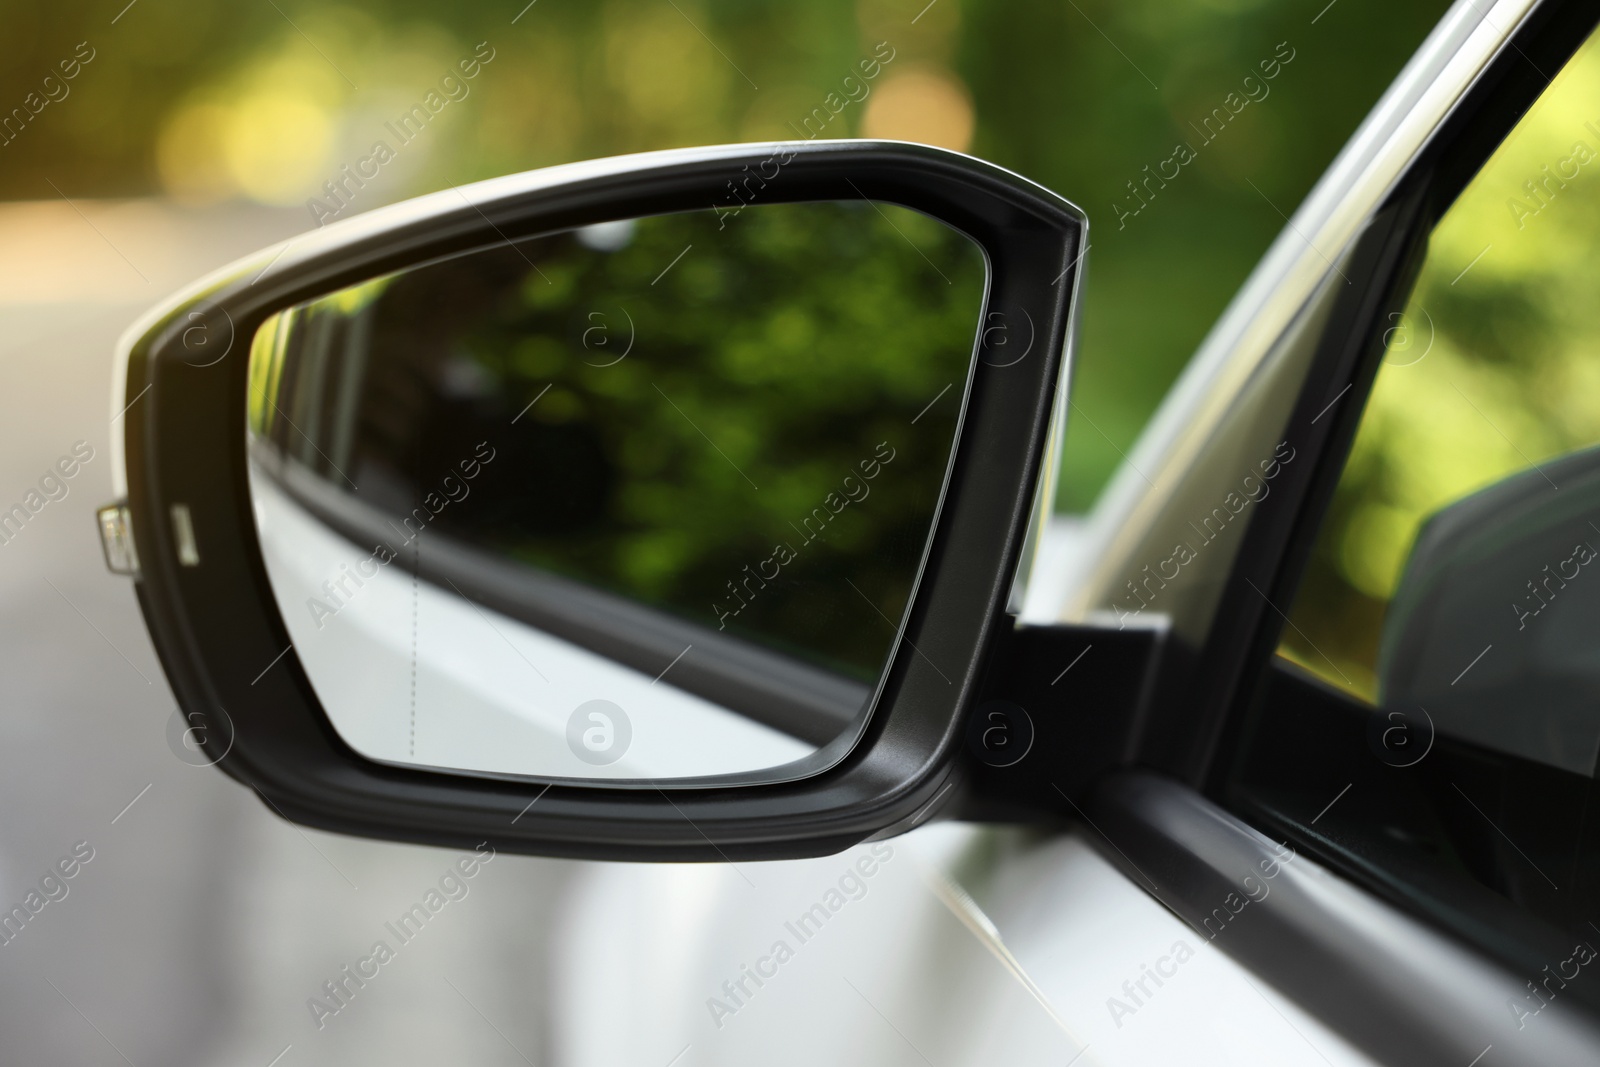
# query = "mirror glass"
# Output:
<box><xmin>245</xmin><ymin>200</ymin><xmax>987</xmax><ymax>784</ymax></box>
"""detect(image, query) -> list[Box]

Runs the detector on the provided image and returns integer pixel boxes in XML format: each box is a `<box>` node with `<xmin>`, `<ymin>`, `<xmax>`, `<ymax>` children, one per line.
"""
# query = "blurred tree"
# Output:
<box><xmin>1</xmin><ymin>0</ymin><xmax>1452</xmax><ymax>509</ymax></box>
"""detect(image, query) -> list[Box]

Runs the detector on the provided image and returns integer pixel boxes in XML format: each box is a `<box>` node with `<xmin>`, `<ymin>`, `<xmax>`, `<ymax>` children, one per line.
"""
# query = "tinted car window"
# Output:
<box><xmin>1230</xmin><ymin>28</ymin><xmax>1600</xmax><ymax>971</ymax></box>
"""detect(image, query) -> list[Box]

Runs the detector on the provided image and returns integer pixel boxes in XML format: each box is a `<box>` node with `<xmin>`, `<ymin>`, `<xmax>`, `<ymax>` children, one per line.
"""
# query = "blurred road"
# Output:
<box><xmin>0</xmin><ymin>198</ymin><xmax>571</xmax><ymax>1066</ymax></box>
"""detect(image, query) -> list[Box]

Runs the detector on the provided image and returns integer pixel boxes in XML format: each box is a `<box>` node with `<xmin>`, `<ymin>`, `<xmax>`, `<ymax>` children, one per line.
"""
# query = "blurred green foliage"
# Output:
<box><xmin>5</xmin><ymin>0</ymin><xmax>1450</xmax><ymax>508</ymax></box>
<box><xmin>1283</xmin><ymin>30</ymin><xmax>1600</xmax><ymax>697</ymax></box>
<box><xmin>258</xmin><ymin>203</ymin><xmax>985</xmax><ymax>677</ymax></box>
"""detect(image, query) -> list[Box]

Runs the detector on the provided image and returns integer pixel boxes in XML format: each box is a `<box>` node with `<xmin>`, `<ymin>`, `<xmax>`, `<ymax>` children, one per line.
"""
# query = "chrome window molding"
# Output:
<box><xmin>1060</xmin><ymin>0</ymin><xmax>1539</xmax><ymax>622</ymax></box>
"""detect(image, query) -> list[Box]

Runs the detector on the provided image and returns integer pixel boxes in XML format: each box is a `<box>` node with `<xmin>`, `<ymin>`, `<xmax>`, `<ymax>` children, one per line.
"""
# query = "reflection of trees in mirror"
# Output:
<box><xmin>711</xmin><ymin>440</ymin><xmax>899</xmax><ymax>634</ymax></box>
<box><xmin>249</xmin><ymin>201</ymin><xmax>986</xmax><ymax>682</ymax></box>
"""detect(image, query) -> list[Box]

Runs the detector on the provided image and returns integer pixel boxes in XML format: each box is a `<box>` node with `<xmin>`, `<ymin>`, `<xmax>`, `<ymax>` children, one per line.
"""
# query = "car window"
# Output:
<box><xmin>1230</xmin><ymin>28</ymin><xmax>1600</xmax><ymax>962</ymax></box>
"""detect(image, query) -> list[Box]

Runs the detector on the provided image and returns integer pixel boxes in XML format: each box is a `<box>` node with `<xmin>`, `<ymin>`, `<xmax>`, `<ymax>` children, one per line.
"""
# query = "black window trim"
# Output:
<box><xmin>1189</xmin><ymin>0</ymin><xmax>1600</xmax><ymax>795</ymax></box>
<box><xmin>1092</xmin><ymin>773</ymin><xmax>1600</xmax><ymax>1067</ymax></box>
<box><xmin>1093</xmin><ymin>0</ymin><xmax>1600</xmax><ymax>1048</ymax></box>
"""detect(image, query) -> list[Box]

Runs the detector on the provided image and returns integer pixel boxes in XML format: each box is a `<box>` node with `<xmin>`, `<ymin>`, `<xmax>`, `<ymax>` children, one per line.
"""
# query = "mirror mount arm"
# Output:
<box><xmin>952</xmin><ymin>621</ymin><xmax>1167</xmax><ymax>821</ymax></box>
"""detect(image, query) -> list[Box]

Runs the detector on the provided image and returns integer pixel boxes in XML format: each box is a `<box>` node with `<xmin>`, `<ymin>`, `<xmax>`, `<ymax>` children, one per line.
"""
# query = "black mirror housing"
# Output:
<box><xmin>113</xmin><ymin>140</ymin><xmax>1086</xmax><ymax>860</ymax></box>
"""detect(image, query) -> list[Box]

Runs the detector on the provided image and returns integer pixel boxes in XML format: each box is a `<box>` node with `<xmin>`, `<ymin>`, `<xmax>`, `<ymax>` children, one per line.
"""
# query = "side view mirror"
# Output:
<box><xmin>105</xmin><ymin>141</ymin><xmax>1087</xmax><ymax>860</ymax></box>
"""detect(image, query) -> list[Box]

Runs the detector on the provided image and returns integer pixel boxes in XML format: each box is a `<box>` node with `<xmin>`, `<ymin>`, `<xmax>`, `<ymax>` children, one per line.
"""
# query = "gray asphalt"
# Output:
<box><xmin>0</xmin><ymin>199</ymin><xmax>573</xmax><ymax>1066</ymax></box>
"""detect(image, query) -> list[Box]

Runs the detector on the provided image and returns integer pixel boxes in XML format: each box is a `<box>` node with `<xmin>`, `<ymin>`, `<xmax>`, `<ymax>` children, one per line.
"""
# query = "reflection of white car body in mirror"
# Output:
<box><xmin>252</xmin><ymin>465</ymin><xmax>813</xmax><ymax>780</ymax></box>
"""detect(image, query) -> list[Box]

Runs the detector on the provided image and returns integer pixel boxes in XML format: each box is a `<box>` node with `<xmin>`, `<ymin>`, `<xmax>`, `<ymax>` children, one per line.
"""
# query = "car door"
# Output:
<box><xmin>551</xmin><ymin>0</ymin><xmax>1600</xmax><ymax>1063</ymax></box>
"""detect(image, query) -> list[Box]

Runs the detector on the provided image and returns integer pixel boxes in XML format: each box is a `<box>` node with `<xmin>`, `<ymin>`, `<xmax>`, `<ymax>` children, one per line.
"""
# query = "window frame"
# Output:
<box><xmin>1073</xmin><ymin>0</ymin><xmax>1600</xmax><ymax>1057</ymax></box>
<box><xmin>1164</xmin><ymin>0</ymin><xmax>1600</xmax><ymax>1015</ymax></box>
